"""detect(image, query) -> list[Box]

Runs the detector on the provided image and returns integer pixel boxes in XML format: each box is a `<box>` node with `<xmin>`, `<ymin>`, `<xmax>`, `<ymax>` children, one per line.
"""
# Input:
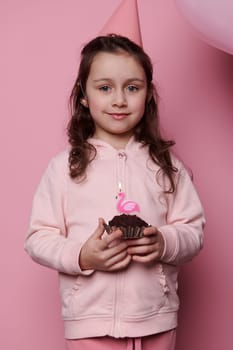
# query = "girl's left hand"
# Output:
<box><xmin>126</xmin><ymin>226</ymin><xmax>165</xmax><ymax>263</ymax></box>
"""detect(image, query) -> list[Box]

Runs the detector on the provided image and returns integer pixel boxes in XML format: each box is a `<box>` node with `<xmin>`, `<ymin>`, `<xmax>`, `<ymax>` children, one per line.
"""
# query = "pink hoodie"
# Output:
<box><xmin>25</xmin><ymin>137</ymin><xmax>205</xmax><ymax>339</ymax></box>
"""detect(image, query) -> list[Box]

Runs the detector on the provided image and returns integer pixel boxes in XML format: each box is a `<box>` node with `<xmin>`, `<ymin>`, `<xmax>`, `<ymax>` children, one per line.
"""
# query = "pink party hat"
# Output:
<box><xmin>100</xmin><ymin>0</ymin><xmax>143</xmax><ymax>47</ymax></box>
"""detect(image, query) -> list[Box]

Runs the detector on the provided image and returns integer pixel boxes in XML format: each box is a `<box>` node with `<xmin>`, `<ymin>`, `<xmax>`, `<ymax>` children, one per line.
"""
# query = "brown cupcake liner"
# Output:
<box><xmin>104</xmin><ymin>224</ymin><xmax>145</xmax><ymax>239</ymax></box>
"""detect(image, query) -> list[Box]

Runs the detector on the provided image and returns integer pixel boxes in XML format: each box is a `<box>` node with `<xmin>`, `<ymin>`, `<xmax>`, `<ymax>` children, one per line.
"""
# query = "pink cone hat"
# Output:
<box><xmin>100</xmin><ymin>0</ymin><xmax>143</xmax><ymax>47</ymax></box>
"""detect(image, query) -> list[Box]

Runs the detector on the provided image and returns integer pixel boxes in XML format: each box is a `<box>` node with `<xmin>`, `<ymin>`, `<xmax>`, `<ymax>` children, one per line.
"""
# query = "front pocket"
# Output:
<box><xmin>121</xmin><ymin>263</ymin><xmax>167</xmax><ymax>318</ymax></box>
<box><xmin>61</xmin><ymin>272</ymin><xmax>115</xmax><ymax>319</ymax></box>
<box><xmin>61</xmin><ymin>275</ymin><xmax>81</xmax><ymax>318</ymax></box>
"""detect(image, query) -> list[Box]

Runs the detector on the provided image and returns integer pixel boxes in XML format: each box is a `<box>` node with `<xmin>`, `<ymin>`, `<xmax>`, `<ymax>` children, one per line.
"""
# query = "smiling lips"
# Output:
<box><xmin>108</xmin><ymin>113</ymin><xmax>130</xmax><ymax>120</ymax></box>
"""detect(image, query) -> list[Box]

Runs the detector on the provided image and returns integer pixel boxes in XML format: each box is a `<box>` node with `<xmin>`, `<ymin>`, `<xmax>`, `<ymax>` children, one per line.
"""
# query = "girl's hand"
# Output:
<box><xmin>126</xmin><ymin>226</ymin><xmax>165</xmax><ymax>263</ymax></box>
<box><xmin>79</xmin><ymin>218</ymin><xmax>131</xmax><ymax>272</ymax></box>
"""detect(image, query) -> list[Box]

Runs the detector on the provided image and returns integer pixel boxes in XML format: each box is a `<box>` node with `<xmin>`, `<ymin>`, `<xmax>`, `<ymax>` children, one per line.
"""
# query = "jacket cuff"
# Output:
<box><xmin>158</xmin><ymin>225</ymin><xmax>179</xmax><ymax>263</ymax></box>
<box><xmin>52</xmin><ymin>238</ymin><xmax>94</xmax><ymax>276</ymax></box>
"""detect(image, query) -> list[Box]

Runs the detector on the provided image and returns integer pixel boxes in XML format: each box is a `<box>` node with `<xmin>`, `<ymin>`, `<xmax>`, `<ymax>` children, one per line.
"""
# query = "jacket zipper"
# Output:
<box><xmin>112</xmin><ymin>151</ymin><xmax>127</xmax><ymax>336</ymax></box>
<box><xmin>116</xmin><ymin>151</ymin><xmax>127</xmax><ymax>196</ymax></box>
<box><xmin>112</xmin><ymin>272</ymin><xmax>120</xmax><ymax>336</ymax></box>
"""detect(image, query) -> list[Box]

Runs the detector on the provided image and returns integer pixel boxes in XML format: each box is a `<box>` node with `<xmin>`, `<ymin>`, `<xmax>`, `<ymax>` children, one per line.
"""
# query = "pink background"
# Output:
<box><xmin>2</xmin><ymin>1</ymin><xmax>233</xmax><ymax>349</ymax></box>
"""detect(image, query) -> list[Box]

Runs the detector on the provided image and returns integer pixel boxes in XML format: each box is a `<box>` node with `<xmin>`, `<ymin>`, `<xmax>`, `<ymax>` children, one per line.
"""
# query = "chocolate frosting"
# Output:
<box><xmin>108</xmin><ymin>214</ymin><xmax>148</xmax><ymax>227</ymax></box>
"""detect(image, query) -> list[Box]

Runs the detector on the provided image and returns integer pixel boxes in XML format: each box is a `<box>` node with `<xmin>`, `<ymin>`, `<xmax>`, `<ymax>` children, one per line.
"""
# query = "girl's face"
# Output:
<box><xmin>83</xmin><ymin>51</ymin><xmax>148</xmax><ymax>148</ymax></box>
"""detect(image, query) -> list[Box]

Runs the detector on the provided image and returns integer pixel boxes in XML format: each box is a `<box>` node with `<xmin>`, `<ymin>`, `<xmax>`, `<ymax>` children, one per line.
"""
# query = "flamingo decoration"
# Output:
<box><xmin>116</xmin><ymin>191</ymin><xmax>140</xmax><ymax>214</ymax></box>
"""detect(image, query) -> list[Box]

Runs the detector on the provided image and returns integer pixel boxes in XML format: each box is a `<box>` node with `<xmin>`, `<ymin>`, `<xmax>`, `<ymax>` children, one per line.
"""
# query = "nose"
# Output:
<box><xmin>112</xmin><ymin>89</ymin><xmax>127</xmax><ymax>107</ymax></box>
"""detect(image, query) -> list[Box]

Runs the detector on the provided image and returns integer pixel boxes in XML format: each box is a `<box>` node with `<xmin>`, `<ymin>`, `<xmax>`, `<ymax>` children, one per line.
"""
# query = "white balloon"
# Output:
<box><xmin>175</xmin><ymin>0</ymin><xmax>233</xmax><ymax>55</ymax></box>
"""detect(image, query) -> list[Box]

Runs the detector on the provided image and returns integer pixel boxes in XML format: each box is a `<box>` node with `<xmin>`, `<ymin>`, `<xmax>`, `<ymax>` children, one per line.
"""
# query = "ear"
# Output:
<box><xmin>80</xmin><ymin>98</ymin><xmax>89</xmax><ymax>108</ymax></box>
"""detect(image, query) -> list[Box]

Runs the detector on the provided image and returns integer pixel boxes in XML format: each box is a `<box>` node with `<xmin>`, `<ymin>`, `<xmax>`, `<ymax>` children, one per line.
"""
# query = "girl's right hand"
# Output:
<box><xmin>79</xmin><ymin>218</ymin><xmax>131</xmax><ymax>272</ymax></box>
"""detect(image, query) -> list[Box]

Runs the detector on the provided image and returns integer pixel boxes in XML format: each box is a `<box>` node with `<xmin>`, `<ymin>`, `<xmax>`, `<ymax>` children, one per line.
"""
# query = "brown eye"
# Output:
<box><xmin>99</xmin><ymin>85</ymin><xmax>111</xmax><ymax>92</ymax></box>
<box><xmin>127</xmin><ymin>85</ymin><xmax>138</xmax><ymax>92</ymax></box>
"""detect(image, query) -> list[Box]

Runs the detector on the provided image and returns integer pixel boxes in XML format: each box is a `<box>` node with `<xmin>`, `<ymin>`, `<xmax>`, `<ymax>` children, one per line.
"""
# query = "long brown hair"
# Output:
<box><xmin>68</xmin><ymin>34</ymin><xmax>177</xmax><ymax>192</ymax></box>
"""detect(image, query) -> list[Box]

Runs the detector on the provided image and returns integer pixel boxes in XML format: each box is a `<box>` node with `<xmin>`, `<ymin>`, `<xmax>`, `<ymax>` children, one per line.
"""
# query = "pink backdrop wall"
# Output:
<box><xmin>2</xmin><ymin>1</ymin><xmax>233</xmax><ymax>349</ymax></box>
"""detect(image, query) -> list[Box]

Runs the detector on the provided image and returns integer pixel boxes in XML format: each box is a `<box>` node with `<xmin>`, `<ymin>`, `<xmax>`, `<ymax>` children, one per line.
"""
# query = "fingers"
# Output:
<box><xmin>92</xmin><ymin>218</ymin><xmax>106</xmax><ymax>239</ymax></box>
<box><xmin>93</xmin><ymin>244</ymin><xmax>131</xmax><ymax>272</ymax></box>
<box><xmin>104</xmin><ymin>240</ymin><xmax>128</xmax><ymax>260</ymax></box>
<box><xmin>127</xmin><ymin>242</ymin><xmax>157</xmax><ymax>256</ymax></box>
<box><xmin>103</xmin><ymin>250</ymin><xmax>130</xmax><ymax>269</ymax></box>
<box><xmin>108</xmin><ymin>254</ymin><xmax>132</xmax><ymax>271</ymax></box>
<box><xmin>131</xmin><ymin>251</ymin><xmax>160</xmax><ymax>263</ymax></box>
<box><xmin>143</xmin><ymin>226</ymin><xmax>158</xmax><ymax>236</ymax></box>
<box><xmin>126</xmin><ymin>235</ymin><xmax>157</xmax><ymax>247</ymax></box>
<box><xmin>93</xmin><ymin>219</ymin><xmax>123</xmax><ymax>242</ymax></box>
<box><xmin>125</xmin><ymin>226</ymin><xmax>158</xmax><ymax>246</ymax></box>
<box><xmin>104</xmin><ymin>228</ymin><xmax>123</xmax><ymax>246</ymax></box>
<box><xmin>88</xmin><ymin>222</ymin><xmax>163</xmax><ymax>270</ymax></box>
<box><xmin>126</xmin><ymin>227</ymin><xmax>165</xmax><ymax>264</ymax></box>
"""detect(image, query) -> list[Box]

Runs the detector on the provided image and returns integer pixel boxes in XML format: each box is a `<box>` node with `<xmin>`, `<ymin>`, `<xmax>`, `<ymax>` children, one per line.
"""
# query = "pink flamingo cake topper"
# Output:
<box><xmin>116</xmin><ymin>191</ymin><xmax>140</xmax><ymax>214</ymax></box>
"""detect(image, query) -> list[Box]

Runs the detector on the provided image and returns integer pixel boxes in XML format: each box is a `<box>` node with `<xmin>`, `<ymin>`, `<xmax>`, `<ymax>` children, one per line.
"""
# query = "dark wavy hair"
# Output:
<box><xmin>67</xmin><ymin>34</ymin><xmax>177</xmax><ymax>192</ymax></box>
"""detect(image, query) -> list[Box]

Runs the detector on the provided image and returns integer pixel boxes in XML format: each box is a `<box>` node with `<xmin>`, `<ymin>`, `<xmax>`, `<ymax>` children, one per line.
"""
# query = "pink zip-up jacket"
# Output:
<box><xmin>25</xmin><ymin>137</ymin><xmax>205</xmax><ymax>339</ymax></box>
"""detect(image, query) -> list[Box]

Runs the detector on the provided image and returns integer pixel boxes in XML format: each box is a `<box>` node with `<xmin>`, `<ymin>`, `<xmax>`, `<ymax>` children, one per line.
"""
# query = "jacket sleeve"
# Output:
<box><xmin>24</xmin><ymin>155</ymin><xmax>93</xmax><ymax>276</ymax></box>
<box><xmin>159</xmin><ymin>163</ymin><xmax>205</xmax><ymax>266</ymax></box>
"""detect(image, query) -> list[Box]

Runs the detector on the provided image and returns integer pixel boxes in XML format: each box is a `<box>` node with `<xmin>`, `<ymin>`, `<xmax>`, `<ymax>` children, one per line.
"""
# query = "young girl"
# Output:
<box><xmin>25</xmin><ymin>34</ymin><xmax>205</xmax><ymax>350</ymax></box>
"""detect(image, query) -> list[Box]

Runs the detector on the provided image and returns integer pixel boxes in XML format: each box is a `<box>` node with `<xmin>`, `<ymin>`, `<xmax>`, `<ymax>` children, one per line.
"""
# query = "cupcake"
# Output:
<box><xmin>104</xmin><ymin>213</ymin><xmax>149</xmax><ymax>239</ymax></box>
